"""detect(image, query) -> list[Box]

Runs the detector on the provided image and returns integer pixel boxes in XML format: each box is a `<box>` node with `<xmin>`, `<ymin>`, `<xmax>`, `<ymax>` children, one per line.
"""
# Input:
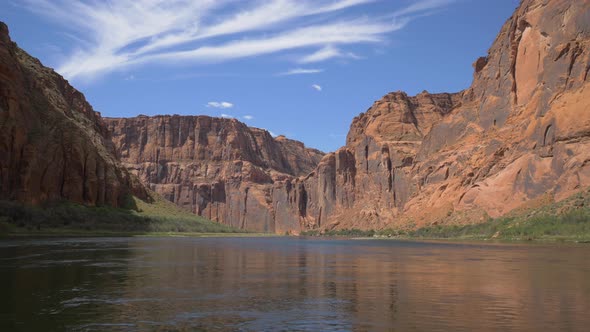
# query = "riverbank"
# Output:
<box><xmin>3</xmin><ymin>189</ymin><xmax>589</xmax><ymax>242</ymax></box>
<box><xmin>1</xmin><ymin>229</ymin><xmax>278</xmax><ymax>238</ymax></box>
<box><xmin>300</xmin><ymin>212</ymin><xmax>590</xmax><ymax>243</ymax></box>
<box><xmin>302</xmin><ymin>190</ymin><xmax>590</xmax><ymax>243</ymax></box>
<box><xmin>0</xmin><ymin>194</ymin><xmax>245</xmax><ymax>238</ymax></box>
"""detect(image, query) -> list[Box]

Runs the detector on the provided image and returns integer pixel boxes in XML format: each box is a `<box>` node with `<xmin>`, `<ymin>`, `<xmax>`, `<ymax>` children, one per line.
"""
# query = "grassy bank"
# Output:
<box><xmin>404</xmin><ymin>209</ymin><xmax>590</xmax><ymax>242</ymax></box>
<box><xmin>0</xmin><ymin>194</ymin><xmax>243</xmax><ymax>237</ymax></box>
<box><xmin>302</xmin><ymin>189</ymin><xmax>590</xmax><ymax>243</ymax></box>
<box><xmin>301</xmin><ymin>210</ymin><xmax>590</xmax><ymax>242</ymax></box>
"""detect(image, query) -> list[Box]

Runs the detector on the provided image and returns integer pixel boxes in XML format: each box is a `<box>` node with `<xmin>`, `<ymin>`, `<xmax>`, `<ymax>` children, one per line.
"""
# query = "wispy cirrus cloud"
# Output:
<box><xmin>299</xmin><ymin>45</ymin><xmax>361</xmax><ymax>63</ymax></box>
<box><xmin>20</xmin><ymin>0</ymin><xmax>455</xmax><ymax>81</ymax></box>
<box><xmin>278</xmin><ymin>68</ymin><xmax>325</xmax><ymax>76</ymax></box>
<box><xmin>312</xmin><ymin>84</ymin><xmax>323</xmax><ymax>91</ymax></box>
<box><xmin>391</xmin><ymin>0</ymin><xmax>455</xmax><ymax>17</ymax></box>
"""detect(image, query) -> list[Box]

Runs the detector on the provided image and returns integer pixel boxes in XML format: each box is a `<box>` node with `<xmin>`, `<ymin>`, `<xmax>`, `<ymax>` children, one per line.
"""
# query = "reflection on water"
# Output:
<box><xmin>1</xmin><ymin>237</ymin><xmax>589</xmax><ymax>331</ymax></box>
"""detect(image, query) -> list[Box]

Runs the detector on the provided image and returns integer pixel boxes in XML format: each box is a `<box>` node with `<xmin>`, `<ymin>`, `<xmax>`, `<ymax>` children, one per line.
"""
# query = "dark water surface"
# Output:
<box><xmin>1</xmin><ymin>237</ymin><xmax>589</xmax><ymax>331</ymax></box>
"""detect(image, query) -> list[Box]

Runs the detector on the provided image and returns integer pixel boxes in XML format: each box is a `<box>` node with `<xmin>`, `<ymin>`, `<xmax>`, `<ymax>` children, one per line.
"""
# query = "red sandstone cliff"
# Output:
<box><xmin>104</xmin><ymin>115</ymin><xmax>324</xmax><ymax>232</ymax></box>
<box><xmin>106</xmin><ymin>0</ymin><xmax>590</xmax><ymax>233</ymax></box>
<box><xmin>0</xmin><ymin>22</ymin><xmax>146</xmax><ymax>207</ymax></box>
<box><xmin>2</xmin><ymin>0</ymin><xmax>588</xmax><ymax>234</ymax></box>
<box><xmin>280</xmin><ymin>0</ymin><xmax>590</xmax><ymax>231</ymax></box>
<box><xmin>268</xmin><ymin>91</ymin><xmax>464</xmax><ymax>231</ymax></box>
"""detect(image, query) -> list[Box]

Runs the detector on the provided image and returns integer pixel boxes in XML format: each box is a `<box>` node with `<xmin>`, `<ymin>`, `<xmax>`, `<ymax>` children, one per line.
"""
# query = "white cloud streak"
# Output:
<box><xmin>134</xmin><ymin>0</ymin><xmax>378</xmax><ymax>55</ymax></box>
<box><xmin>279</xmin><ymin>68</ymin><xmax>324</xmax><ymax>76</ymax></box>
<box><xmin>207</xmin><ymin>101</ymin><xmax>234</xmax><ymax>109</ymax></box>
<box><xmin>220</xmin><ymin>113</ymin><xmax>234</xmax><ymax>119</ymax></box>
<box><xmin>20</xmin><ymin>0</ymin><xmax>455</xmax><ymax>81</ymax></box>
<box><xmin>299</xmin><ymin>45</ymin><xmax>360</xmax><ymax>63</ymax></box>
<box><xmin>391</xmin><ymin>0</ymin><xmax>455</xmax><ymax>17</ymax></box>
<box><xmin>312</xmin><ymin>84</ymin><xmax>323</xmax><ymax>91</ymax></box>
<box><xmin>243</xmin><ymin>115</ymin><xmax>254</xmax><ymax>120</ymax></box>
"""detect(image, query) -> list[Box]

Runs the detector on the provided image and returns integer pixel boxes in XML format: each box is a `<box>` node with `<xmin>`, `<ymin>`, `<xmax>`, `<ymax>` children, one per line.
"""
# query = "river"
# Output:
<box><xmin>1</xmin><ymin>237</ymin><xmax>589</xmax><ymax>331</ymax></box>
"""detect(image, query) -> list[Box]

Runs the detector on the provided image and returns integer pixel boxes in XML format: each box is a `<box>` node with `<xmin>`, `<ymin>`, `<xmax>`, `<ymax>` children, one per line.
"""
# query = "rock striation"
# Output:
<box><xmin>104</xmin><ymin>115</ymin><xmax>324</xmax><ymax>232</ymax></box>
<box><xmin>0</xmin><ymin>22</ymin><xmax>146</xmax><ymax>207</ymax></box>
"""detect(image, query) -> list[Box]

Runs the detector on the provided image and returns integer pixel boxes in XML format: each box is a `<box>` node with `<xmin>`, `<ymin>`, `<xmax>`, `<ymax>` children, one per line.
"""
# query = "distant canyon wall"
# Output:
<box><xmin>104</xmin><ymin>116</ymin><xmax>324</xmax><ymax>232</ymax></box>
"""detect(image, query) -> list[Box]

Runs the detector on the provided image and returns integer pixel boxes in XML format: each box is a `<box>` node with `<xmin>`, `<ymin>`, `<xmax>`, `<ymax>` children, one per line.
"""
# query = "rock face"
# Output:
<box><xmin>107</xmin><ymin>0</ymin><xmax>590</xmax><ymax>233</ymax></box>
<box><xmin>0</xmin><ymin>22</ymin><xmax>146</xmax><ymax>207</ymax></box>
<box><xmin>104</xmin><ymin>116</ymin><xmax>324</xmax><ymax>232</ymax></box>
<box><xmin>276</xmin><ymin>0</ymin><xmax>590</xmax><ymax>231</ymax></box>
<box><xmin>268</xmin><ymin>91</ymin><xmax>464</xmax><ymax>231</ymax></box>
<box><xmin>403</xmin><ymin>0</ymin><xmax>590</xmax><ymax>226</ymax></box>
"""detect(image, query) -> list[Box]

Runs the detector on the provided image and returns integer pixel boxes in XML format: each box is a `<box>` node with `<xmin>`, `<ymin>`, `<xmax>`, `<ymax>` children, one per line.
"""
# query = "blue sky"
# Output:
<box><xmin>2</xmin><ymin>0</ymin><xmax>518</xmax><ymax>152</ymax></box>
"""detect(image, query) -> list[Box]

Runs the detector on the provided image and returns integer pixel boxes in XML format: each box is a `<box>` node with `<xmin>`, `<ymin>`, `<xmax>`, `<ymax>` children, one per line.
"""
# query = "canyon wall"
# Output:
<box><xmin>2</xmin><ymin>0</ymin><xmax>588</xmax><ymax>234</ymax></box>
<box><xmin>280</xmin><ymin>0</ymin><xmax>590</xmax><ymax>231</ymax></box>
<box><xmin>108</xmin><ymin>0</ymin><xmax>590</xmax><ymax>233</ymax></box>
<box><xmin>0</xmin><ymin>22</ymin><xmax>146</xmax><ymax>207</ymax></box>
<box><xmin>104</xmin><ymin>116</ymin><xmax>324</xmax><ymax>232</ymax></box>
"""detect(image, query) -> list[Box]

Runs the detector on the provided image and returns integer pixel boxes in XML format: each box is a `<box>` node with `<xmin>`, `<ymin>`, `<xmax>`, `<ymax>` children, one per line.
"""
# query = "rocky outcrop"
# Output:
<box><xmin>104</xmin><ymin>115</ymin><xmax>324</xmax><ymax>232</ymax></box>
<box><xmin>0</xmin><ymin>22</ymin><xmax>146</xmax><ymax>207</ymax></box>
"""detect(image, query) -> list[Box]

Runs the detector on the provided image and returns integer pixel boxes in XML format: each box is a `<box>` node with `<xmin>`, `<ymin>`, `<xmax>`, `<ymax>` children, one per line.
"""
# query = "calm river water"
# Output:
<box><xmin>1</xmin><ymin>237</ymin><xmax>589</xmax><ymax>331</ymax></box>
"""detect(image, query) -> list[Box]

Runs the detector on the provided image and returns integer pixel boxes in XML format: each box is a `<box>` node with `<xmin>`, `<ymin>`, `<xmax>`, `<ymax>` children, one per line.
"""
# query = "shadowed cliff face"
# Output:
<box><xmin>0</xmin><ymin>23</ymin><xmax>146</xmax><ymax>207</ymax></box>
<box><xmin>104</xmin><ymin>116</ymin><xmax>324</xmax><ymax>232</ymax></box>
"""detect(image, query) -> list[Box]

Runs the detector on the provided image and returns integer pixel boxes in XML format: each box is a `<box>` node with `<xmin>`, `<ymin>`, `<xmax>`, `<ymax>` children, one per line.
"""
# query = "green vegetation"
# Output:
<box><xmin>0</xmin><ymin>194</ymin><xmax>243</xmax><ymax>237</ymax></box>
<box><xmin>302</xmin><ymin>189</ymin><xmax>590</xmax><ymax>242</ymax></box>
<box><xmin>405</xmin><ymin>208</ymin><xmax>590</xmax><ymax>241</ymax></box>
